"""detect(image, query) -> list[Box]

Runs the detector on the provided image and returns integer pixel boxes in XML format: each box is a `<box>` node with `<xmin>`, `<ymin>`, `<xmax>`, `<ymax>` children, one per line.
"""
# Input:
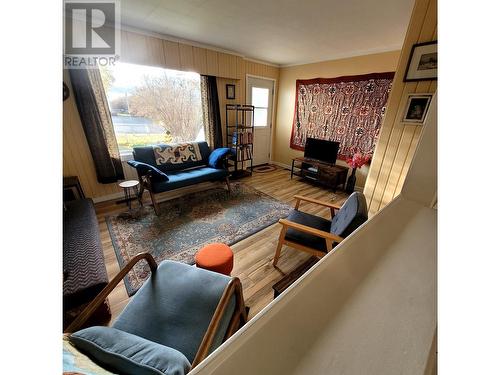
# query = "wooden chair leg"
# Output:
<box><xmin>273</xmin><ymin>225</ymin><xmax>287</xmax><ymax>266</ymax></box>
<box><xmin>225</xmin><ymin>176</ymin><xmax>231</xmax><ymax>193</ymax></box>
<box><xmin>150</xmin><ymin>191</ymin><xmax>160</xmax><ymax>215</ymax></box>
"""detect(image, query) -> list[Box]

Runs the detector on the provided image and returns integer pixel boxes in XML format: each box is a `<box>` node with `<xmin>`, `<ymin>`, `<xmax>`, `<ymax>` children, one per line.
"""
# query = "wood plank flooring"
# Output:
<box><xmin>95</xmin><ymin>166</ymin><xmax>349</xmax><ymax>322</ymax></box>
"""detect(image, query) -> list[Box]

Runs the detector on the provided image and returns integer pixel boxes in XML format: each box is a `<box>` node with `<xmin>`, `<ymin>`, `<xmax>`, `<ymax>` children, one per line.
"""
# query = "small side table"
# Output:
<box><xmin>118</xmin><ymin>180</ymin><xmax>142</xmax><ymax>209</ymax></box>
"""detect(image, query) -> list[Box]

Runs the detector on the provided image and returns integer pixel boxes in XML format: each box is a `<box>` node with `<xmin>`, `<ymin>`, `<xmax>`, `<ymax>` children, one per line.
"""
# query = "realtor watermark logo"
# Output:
<box><xmin>64</xmin><ymin>0</ymin><xmax>121</xmax><ymax>68</ymax></box>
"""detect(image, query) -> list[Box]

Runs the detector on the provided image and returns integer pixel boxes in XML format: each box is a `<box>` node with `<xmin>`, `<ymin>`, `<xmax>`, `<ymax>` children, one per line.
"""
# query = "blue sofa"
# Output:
<box><xmin>127</xmin><ymin>142</ymin><xmax>231</xmax><ymax>215</ymax></box>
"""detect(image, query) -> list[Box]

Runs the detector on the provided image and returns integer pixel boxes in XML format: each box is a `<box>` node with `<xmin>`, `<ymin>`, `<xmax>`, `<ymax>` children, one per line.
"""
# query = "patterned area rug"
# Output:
<box><xmin>106</xmin><ymin>183</ymin><xmax>292</xmax><ymax>296</ymax></box>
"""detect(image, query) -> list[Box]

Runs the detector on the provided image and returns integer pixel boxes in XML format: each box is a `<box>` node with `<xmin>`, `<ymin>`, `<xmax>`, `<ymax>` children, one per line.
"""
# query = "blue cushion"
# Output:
<box><xmin>127</xmin><ymin>160</ymin><xmax>169</xmax><ymax>182</ymax></box>
<box><xmin>70</xmin><ymin>326</ymin><xmax>191</xmax><ymax>375</ymax></box>
<box><xmin>330</xmin><ymin>192</ymin><xmax>368</xmax><ymax>237</ymax></box>
<box><xmin>112</xmin><ymin>261</ymin><xmax>236</xmax><ymax>363</ymax></box>
<box><xmin>284</xmin><ymin>210</ymin><xmax>332</xmax><ymax>252</ymax></box>
<box><xmin>151</xmin><ymin>167</ymin><xmax>228</xmax><ymax>193</ymax></box>
<box><xmin>133</xmin><ymin>146</ymin><xmax>158</xmax><ymax>167</ymax></box>
<box><xmin>208</xmin><ymin>148</ymin><xmax>231</xmax><ymax>168</ymax></box>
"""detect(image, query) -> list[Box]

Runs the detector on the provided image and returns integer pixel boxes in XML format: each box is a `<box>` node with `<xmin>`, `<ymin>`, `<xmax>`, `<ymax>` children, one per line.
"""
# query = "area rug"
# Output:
<box><xmin>106</xmin><ymin>183</ymin><xmax>292</xmax><ymax>296</ymax></box>
<box><xmin>253</xmin><ymin>165</ymin><xmax>278</xmax><ymax>173</ymax></box>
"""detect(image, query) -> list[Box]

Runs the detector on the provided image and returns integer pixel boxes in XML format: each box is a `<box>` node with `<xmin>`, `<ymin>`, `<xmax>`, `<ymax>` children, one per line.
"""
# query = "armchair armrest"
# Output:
<box><xmin>279</xmin><ymin>219</ymin><xmax>344</xmax><ymax>243</ymax></box>
<box><xmin>65</xmin><ymin>253</ymin><xmax>157</xmax><ymax>334</ymax></box>
<box><xmin>293</xmin><ymin>195</ymin><xmax>342</xmax><ymax>215</ymax></box>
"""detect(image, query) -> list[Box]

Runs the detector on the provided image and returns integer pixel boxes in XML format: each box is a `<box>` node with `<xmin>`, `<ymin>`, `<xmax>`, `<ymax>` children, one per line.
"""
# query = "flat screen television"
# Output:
<box><xmin>304</xmin><ymin>138</ymin><xmax>340</xmax><ymax>164</ymax></box>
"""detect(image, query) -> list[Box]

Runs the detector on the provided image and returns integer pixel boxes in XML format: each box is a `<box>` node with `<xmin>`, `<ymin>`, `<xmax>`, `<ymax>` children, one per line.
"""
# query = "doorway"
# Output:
<box><xmin>246</xmin><ymin>76</ymin><xmax>274</xmax><ymax>166</ymax></box>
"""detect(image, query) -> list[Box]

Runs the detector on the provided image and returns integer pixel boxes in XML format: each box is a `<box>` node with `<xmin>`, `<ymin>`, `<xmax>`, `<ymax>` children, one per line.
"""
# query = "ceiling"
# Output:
<box><xmin>120</xmin><ymin>0</ymin><xmax>414</xmax><ymax>66</ymax></box>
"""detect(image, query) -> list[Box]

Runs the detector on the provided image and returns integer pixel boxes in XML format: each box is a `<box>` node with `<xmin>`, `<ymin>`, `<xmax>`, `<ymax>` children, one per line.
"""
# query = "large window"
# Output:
<box><xmin>100</xmin><ymin>62</ymin><xmax>204</xmax><ymax>154</ymax></box>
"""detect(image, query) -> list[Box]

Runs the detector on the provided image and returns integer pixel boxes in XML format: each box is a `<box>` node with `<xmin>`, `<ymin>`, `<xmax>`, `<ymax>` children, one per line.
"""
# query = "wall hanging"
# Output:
<box><xmin>290</xmin><ymin>72</ymin><xmax>394</xmax><ymax>160</ymax></box>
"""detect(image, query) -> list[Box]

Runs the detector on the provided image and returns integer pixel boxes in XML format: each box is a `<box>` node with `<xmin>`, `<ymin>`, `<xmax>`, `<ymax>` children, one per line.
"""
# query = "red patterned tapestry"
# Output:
<box><xmin>290</xmin><ymin>72</ymin><xmax>394</xmax><ymax>160</ymax></box>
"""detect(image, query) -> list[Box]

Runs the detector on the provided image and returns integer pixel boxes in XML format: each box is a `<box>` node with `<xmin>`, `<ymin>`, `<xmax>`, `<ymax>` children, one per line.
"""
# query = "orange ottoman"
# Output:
<box><xmin>195</xmin><ymin>243</ymin><xmax>234</xmax><ymax>276</ymax></box>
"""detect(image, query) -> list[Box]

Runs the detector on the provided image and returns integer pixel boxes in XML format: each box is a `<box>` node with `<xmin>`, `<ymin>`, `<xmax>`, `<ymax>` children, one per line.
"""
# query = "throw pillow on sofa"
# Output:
<box><xmin>208</xmin><ymin>148</ymin><xmax>232</xmax><ymax>169</ymax></box>
<box><xmin>127</xmin><ymin>160</ymin><xmax>169</xmax><ymax>182</ymax></box>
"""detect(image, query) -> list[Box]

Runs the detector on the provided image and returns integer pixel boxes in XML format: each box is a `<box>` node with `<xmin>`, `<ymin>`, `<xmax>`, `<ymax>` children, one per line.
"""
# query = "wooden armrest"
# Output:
<box><xmin>293</xmin><ymin>195</ymin><xmax>342</xmax><ymax>210</ymax></box>
<box><xmin>64</xmin><ymin>252</ymin><xmax>157</xmax><ymax>334</ymax></box>
<box><xmin>192</xmin><ymin>277</ymin><xmax>246</xmax><ymax>368</ymax></box>
<box><xmin>279</xmin><ymin>219</ymin><xmax>344</xmax><ymax>243</ymax></box>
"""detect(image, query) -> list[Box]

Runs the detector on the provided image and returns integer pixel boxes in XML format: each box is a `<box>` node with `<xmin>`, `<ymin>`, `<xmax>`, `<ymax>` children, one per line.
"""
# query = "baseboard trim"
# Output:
<box><xmin>92</xmin><ymin>192</ymin><xmax>123</xmax><ymax>203</ymax></box>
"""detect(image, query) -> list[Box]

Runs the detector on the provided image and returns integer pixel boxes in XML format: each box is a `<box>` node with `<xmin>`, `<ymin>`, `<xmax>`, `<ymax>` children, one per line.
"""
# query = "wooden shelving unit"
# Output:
<box><xmin>225</xmin><ymin>104</ymin><xmax>254</xmax><ymax>178</ymax></box>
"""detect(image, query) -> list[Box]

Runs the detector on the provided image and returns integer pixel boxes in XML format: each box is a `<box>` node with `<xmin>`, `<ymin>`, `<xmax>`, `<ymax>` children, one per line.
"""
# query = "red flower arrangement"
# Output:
<box><xmin>346</xmin><ymin>153</ymin><xmax>371</xmax><ymax>169</ymax></box>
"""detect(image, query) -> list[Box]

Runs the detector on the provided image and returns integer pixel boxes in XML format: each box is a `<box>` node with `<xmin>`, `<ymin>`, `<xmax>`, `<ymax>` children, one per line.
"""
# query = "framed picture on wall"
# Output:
<box><xmin>226</xmin><ymin>84</ymin><xmax>236</xmax><ymax>99</ymax></box>
<box><xmin>402</xmin><ymin>93</ymin><xmax>433</xmax><ymax>124</ymax></box>
<box><xmin>404</xmin><ymin>41</ymin><xmax>437</xmax><ymax>81</ymax></box>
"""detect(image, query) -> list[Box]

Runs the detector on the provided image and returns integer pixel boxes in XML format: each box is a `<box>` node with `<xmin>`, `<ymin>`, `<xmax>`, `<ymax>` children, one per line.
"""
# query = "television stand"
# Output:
<box><xmin>291</xmin><ymin>157</ymin><xmax>348</xmax><ymax>192</ymax></box>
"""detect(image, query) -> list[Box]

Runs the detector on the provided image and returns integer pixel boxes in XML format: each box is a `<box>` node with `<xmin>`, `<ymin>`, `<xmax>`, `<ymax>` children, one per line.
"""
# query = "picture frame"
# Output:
<box><xmin>226</xmin><ymin>84</ymin><xmax>235</xmax><ymax>99</ymax></box>
<box><xmin>402</xmin><ymin>93</ymin><xmax>433</xmax><ymax>124</ymax></box>
<box><xmin>404</xmin><ymin>41</ymin><xmax>437</xmax><ymax>82</ymax></box>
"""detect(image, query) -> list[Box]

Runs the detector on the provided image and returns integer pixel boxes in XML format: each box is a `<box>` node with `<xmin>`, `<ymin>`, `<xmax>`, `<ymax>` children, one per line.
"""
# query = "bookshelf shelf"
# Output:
<box><xmin>225</xmin><ymin>104</ymin><xmax>254</xmax><ymax>178</ymax></box>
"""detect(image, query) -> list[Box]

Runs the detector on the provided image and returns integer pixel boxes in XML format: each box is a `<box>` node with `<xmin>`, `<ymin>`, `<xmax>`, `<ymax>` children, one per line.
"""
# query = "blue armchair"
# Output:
<box><xmin>65</xmin><ymin>253</ymin><xmax>247</xmax><ymax>375</ymax></box>
<box><xmin>273</xmin><ymin>192</ymin><xmax>368</xmax><ymax>266</ymax></box>
<box><xmin>127</xmin><ymin>142</ymin><xmax>232</xmax><ymax>215</ymax></box>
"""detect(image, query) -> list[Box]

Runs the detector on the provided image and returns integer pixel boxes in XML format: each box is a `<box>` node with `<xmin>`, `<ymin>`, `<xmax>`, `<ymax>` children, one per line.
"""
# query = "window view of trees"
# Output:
<box><xmin>100</xmin><ymin>63</ymin><xmax>204</xmax><ymax>153</ymax></box>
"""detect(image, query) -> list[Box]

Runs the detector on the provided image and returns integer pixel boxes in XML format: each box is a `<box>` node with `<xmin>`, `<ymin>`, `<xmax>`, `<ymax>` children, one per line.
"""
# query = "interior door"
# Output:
<box><xmin>247</xmin><ymin>76</ymin><xmax>274</xmax><ymax>166</ymax></box>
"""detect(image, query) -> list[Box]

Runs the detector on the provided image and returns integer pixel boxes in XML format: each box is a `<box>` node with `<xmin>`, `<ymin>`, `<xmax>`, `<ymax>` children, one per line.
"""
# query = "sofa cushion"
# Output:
<box><xmin>63</xmin><ymin>198</ymin><xmax>108</xmax><ymax>310</ymax></box>
<box><xmin>70</xmin><ymin>326</ymin><xmax>190</xmax><ymax>375</ymax></box>
<box><xmin>151</xmin><ymin>167</ymin><xmax>228</xmax><ymax>193</ymax></box>
<box><xmin>284</xmin><ymin>210</ymin><xmax>332</xmax><ymax>252</ymax></box>
<box><xmin>127</xmin><ymin>160</ymin><xmax>169</xmax><ymax>182</ymax></box>
<box><xmin>155</xmin><ymin>142</ymin><xmax>211</xmax><ymax>172</ymax></box>
<box><xmin>208</xmin><ymin>147</ymin><xmax>231</xmax><ymax>168</ymax></box>
<box><xmin>112</xmin><ymin>261</ymin><xmax>236</xmax><ymax>363</ymax></box>
<box><xmin>330</xmin><ymin>192</ymin><xmax>368</xmax><ymax>237</ymax></box>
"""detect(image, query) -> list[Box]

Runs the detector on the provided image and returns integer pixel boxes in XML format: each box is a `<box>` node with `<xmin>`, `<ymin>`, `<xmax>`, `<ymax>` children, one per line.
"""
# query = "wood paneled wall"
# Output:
<box><xmin>363</xmin><ymin>0</ymin><xmax>437</xmax><ymax>215</ymax></box>
<box><xmin>63</xmin><ymin>30</ymin><xmax>279</xmax><ymax>200</ymax></box>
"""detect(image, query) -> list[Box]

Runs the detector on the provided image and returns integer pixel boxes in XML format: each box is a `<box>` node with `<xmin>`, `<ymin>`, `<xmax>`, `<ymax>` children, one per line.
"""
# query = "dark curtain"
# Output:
<box><xmin>69</xmin><ymin>68</ymin><xmax>124</xmax><ymax>183</ymax></box>
<box><xmin>200</xmin><ymin>75</ymin><xmax>223</xmax><ymax>148</ymax></box>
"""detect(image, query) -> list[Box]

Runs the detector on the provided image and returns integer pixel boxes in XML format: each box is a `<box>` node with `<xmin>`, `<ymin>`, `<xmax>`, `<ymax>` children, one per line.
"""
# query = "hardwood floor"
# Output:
<box><xmin>94</xmin><ymin>166</ymin><xmax>349</xmax><ymax>322</ymax></box>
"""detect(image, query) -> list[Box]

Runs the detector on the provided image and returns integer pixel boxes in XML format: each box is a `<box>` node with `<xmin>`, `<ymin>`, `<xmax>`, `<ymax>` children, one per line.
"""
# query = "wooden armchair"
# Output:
<box><xmin>65</xmin><ymin>253</ymin><xmax>247</xmax><ymax>373</ymax></box>
<box><xmin>273</xmin><ymin>192</ymin><xmax>368</xmax><ymax>266</ymax></box>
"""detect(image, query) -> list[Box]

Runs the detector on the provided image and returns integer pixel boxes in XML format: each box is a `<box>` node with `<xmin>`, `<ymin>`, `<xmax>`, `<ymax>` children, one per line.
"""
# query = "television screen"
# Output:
<box><xmin>304</xmin><ymin>138</ymin><xmax>340</xmax><ymax>164</ymax></box>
